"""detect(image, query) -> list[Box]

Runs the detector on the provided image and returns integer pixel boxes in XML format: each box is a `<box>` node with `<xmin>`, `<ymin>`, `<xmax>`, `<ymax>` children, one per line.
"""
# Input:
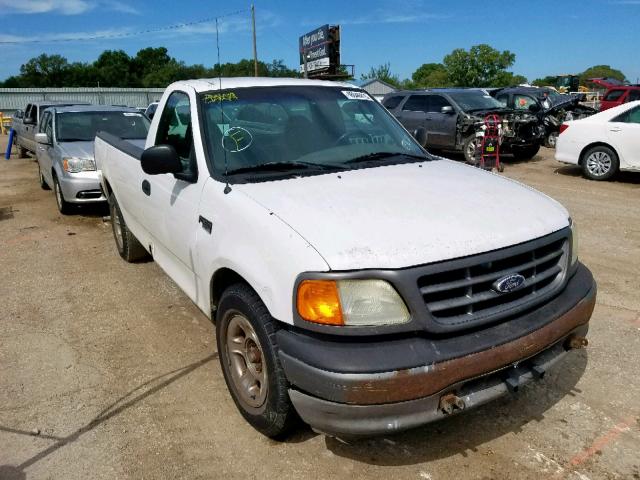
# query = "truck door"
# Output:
<box><xmin>396</xmin><ymin>95</ymin><xmax>429</xmax><ymax>134</ymax></box>
<box><xmin>22</xmin><ymin>104</ymin><xmax>37</xmax><ymax>152</ymax></box>
<box><xmin>424</xmin><ymin>95</ymin><xmax>458</xmax><ymax>147</ymax></box>
<box><xmin>139</xmin><ymin>90</ymin><xmax>207</xmax><ymax>302</ymax></box>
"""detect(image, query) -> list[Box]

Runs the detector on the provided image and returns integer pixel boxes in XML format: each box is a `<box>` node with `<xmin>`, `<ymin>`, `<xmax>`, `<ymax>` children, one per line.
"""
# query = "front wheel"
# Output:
<box><xmin>463</xmin><ymin>135</ymin><xmax>479</xmax><ymax>164</ymax></box>
<box><xmin>38</xmin><ymin>163</ymin><xmax>50</xmax><ymax>190</ymax></box>
<box><xmin>53</xmin><ymin>175</ymin><xmax>72</xmax><ymax>215</ymax></box>
<box><xmin>216</xmin><ymin>283</ymin><xmax>298</xmax><ymax>438</ymax></box>
<box><xmin>582</xmin><ymin>145</ymin><xmax>618</xmax><ymax>181</ymax></box>
<box><xmin>511</xmin><ymin>144</ymin><xmax>540</xmax><ymax>161</ymax></box>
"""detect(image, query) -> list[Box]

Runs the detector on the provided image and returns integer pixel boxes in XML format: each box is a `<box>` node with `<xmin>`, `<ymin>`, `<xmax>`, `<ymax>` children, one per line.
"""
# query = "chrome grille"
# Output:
<box><xmin>417</xmin><ymin>236</ymin><xmax>568</xmax><ymax>326</ymax></box>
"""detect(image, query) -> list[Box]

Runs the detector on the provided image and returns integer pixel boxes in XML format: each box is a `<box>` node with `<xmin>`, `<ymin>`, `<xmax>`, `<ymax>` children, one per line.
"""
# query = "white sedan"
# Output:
<box><xmin>556</xmin><ymin>100</ymin><xmax>640</xmax><ymax>180</ymax></box>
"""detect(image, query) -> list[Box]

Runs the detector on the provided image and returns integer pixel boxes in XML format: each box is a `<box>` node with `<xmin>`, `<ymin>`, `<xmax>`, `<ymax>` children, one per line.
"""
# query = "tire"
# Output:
<box><xmin>18</xmin><ymin>144</ymin><xmax>28</xmax><ymax>159</ymax></box>
<box><xmin>53</xmin><ymin>174</ymin><xmax>73</xmax><ymax>215</ymax></box>
<box><xmin>108</xmin><ymin>193</ymin><xmax>149</xmax><ymax>262</ymax></box>
<box><xmin>463</xmin><ymin>135</ymin><xmax>479</xmax><ymax>165</ymax></box>
<box><xmin>511</xmin><ymin>144</ymin><xmax>540</xmax><ymax>161</ymax></box>
<box><xmin>581</xmin><ymin>145</ymin><xmax>618</xmax><ymax>181</ymax></box>
<box><xmin>216</xmin><ymin>283</ymin><xmax>298</xmax><ymax>438</ymax></box>
<box><xmin>545</xmin><ymin>132</ymin><xmax>559</xmax><ymax>149</ymax></box>
<box><xmin>38</xmin><ymin>163</ymin><xmax>50</xmax><ymax>190</ymax></box>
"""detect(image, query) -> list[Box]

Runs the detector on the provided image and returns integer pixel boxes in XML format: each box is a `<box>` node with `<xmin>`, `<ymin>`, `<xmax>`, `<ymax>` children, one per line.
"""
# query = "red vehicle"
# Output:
<box><xmin>591</xmin><ymin>78</ymin><xmax>640</xmax><ymax>111</ymax></box>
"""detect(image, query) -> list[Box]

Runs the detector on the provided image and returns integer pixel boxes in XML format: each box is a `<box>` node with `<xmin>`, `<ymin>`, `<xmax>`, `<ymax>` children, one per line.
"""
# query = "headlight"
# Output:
<box><xmin>63</xmin><ymin>157</ymin><xmax>96</xmax><ymax>173</ymax></box>
<box><xmin>570</xmin><ymin>220</ymin><xmax>578</xmax><ymax>266</ymax></box>
<box><xmin>296</xmin><ymin>279</ymin><xmax>410</xmax><ymax>327</ymax></box>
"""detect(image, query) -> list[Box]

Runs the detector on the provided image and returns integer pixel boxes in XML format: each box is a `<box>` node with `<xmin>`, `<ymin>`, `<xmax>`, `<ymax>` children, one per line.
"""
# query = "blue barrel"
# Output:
<box><xmin>5</xmin><ymin>128</ymin><xmax>15</xmax><ymax>160</ymax></box>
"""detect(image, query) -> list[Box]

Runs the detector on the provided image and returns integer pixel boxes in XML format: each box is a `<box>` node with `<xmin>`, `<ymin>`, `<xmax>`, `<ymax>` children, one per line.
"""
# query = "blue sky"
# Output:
<box><xmin>0</xmin><ymin>0</ymin><xmax>638</xmax><ymax>83</ymax></box>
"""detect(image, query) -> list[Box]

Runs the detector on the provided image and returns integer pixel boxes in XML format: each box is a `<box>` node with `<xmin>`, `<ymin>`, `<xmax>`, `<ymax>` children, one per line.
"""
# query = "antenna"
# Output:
<box><xmin>215</xmin><ymin>17</ymin><xmax>232</xmax><ymax>194</ymax></box>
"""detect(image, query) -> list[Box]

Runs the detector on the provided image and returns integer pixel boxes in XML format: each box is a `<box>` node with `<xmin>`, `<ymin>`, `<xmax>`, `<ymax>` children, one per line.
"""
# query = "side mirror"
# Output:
<box><xmin>528</xmin><ymin>103</ymin><xmax>542</xmax><ymax>113</ymax></box>
<box><xmin>23</xmin><ymin>117</ymin><xmax>36</xmax><ymax>125</ymax></box>
<box><xmin>441</xmin><ymin>106</ymin><xmax>455</xmax><ymax>114</ymax></box>
<box><xmin>35</xmin><ymin>133</ymin><xmax>50</xmax><ymax>145</ymax></box>
<box><xmin>413</xmin><ymin>127</ymin><xmax>428</xmax><ymax>148</ymax></box>
<box><xmin>141</xmin><ymin>144</ymin><xmax>183</xmax><ymax>175</ymax></box>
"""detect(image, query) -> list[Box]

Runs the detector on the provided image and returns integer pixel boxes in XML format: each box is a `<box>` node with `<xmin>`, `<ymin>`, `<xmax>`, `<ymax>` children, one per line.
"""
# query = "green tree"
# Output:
<box><xmin>360</xmin><ymin>62</ymin><xmax>400</xmax><ymax>87</ymax></box>
<box><xmin>580</xmin><ymin>65</ymin><xmax>627</xmax><ymax>88</ymax></box>
<box><xmin>411</xmin><ymin>63</ymin><xmax>448</xmax><ymax>88</ymax></box>
<box><xmin>266</xmin><ymin>59</ymin><xmax>299</xmax><ymax>78</ymax></box>
<box><xmin>532</xmin><ymin>75</ymin><xmax>559</xmax><ymax>87</ymax></box>
<box><xmin>93</xmin><ymin>50</ymin><xmax>134</xmax><ymax>87</ymax></box>
<box><xmin>19</xmin><ymin>54</ymin><xmax>70</xmax><ymax>87</ymax></box>
<box><xmin>443</xmin><ymin>44</ymin><xmax>516</xmax><ymax>87</ymax></box>
<box><xmin>493</xmin><ymin>71</ymin><xmax>528</xmax><ymax>87</ymax></box>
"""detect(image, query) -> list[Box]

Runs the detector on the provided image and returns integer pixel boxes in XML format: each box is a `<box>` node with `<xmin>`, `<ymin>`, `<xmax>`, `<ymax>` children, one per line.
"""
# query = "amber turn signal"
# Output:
<box><xmin>296</xmin><ymin>280</ymin><xmax>344</xmax><ymax>326</ymax></box>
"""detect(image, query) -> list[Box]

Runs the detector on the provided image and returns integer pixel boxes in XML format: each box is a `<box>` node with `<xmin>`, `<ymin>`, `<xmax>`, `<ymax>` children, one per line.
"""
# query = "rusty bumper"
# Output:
<box><xmin>279</xmin><ymin>264</ymin><xmax>596</xmax><ymax>435</ymax></box>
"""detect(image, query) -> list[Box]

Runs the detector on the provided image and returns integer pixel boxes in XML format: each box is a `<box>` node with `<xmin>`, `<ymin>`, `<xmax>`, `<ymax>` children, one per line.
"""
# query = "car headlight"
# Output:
<box><xmin>63</xmin><ymin>157</ymin><xmax>96</xmax><ymax>173</ymax></box>
<box><xmin>570</xmin><ymin>220</ymin><xmax>578</xmax><ymax>266</ymax></box>
<box><xmin>296</xmin><ymin>279</ymin><xmax>411</xmax><ymax>327</ymax></box>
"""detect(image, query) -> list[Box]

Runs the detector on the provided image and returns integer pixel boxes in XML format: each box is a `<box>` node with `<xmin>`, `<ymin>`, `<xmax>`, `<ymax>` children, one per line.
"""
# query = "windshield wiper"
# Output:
<box><xmin>226</xmin><ymin>161</ymin><xmax>343</xmax><ymax>175</ymax></box>
<box><xmin>341</xmin><ymin>152</ymin><xmax>427</xmax><ymax>165</ymax></box>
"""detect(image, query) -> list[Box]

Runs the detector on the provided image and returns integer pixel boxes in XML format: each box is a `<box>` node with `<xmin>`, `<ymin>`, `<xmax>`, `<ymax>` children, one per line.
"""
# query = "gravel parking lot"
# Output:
<box><xmin>1</xmin><ymin>135</ymin><xmax>639</xmax><ymax>480</ymax></box>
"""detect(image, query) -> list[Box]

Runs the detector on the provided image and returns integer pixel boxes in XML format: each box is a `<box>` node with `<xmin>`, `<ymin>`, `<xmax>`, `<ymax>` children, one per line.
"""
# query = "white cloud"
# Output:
<box><xmin>0</xmin><ymin>0</ymin><xmax>93</xmax><ymax>15</ymax></box>
<box><xmin>100</xmin><ymin>0</ymin><xmax>140</xmax><ymax>15</ymax></box>
<box><xmin>0</xmin><ymin>0</ymin><xmax>140</xmax><ymax>15</ymax></box>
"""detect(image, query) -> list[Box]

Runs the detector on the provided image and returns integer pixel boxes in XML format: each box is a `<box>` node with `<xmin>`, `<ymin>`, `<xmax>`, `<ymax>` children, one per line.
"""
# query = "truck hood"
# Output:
<box><xmin>236</xmin><ymin>160</ymin><xmax>570</xmax><ymax>270</ymax></box>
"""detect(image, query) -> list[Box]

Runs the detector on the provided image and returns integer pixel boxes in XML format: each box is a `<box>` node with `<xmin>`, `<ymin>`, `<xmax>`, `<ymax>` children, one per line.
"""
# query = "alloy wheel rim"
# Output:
<box><xmin>466</xmin><ymin>139</ymin><xmax>477</xmax><ymax>162</ymax></box>
<box><xmin>586</xmin><ymin>151</ymin><xmax>612</xmax><ymax>176</ymax></box>
<box><xmin>224</xmin><ymin>312</ymin><xmax>268</xmax><ymax>409</ymax></box>
<box><xmin>54</xmin><ymin>181</ymin><xmax>63</xmax><ymax>209</ymax></box>
<box><xmin>112</xmin><ymin>206</ymin><xmax>124</xmax><ymax>250</ymax></box>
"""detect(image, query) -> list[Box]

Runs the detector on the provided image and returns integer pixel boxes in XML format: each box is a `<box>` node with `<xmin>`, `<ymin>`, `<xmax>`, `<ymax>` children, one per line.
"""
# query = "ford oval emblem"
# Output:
<box><xmin>493</xmin><ymin>273</ymin><xmax>526</xmax><ymax>293</ymax></box>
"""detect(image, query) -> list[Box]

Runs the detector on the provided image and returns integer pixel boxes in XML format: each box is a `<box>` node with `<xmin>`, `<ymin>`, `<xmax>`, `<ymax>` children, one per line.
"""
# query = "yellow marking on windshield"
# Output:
<box><xmin>204</xmin><ymin>92</ymin><xmax>238</xmax><ymax>103</ymax></box>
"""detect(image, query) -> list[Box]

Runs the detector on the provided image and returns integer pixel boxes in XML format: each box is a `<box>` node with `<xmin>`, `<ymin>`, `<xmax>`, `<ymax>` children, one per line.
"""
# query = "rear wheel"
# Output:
<box><xmin>582</xmin><ymin>145</ymin><xmax>618</xmax><ymax>181</ymax></box>
<box><xmin>217</xmin><ymin>283</ymin><xmax>298</xmax><ymax>438</ymax></box>
<box><xmin>511</xmin><ymin>144</ymin><xmax>540</xmax><ymax>161</ymax></box>
<box><xmin>53</xmin><ymin>174</ymin><xmax>72</xmax><ymax>215</ymax></box>
<box><xmin>108</xmin><ymin>193</ymin><xmax>149</xmax><ymax>262</ymax></box>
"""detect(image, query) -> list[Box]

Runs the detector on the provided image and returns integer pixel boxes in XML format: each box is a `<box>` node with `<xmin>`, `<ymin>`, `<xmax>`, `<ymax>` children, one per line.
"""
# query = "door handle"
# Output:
<box><xmin>141</xmin><ymin>180</ymin><xmax>151</xmax><ymax>196</ymax></box>
<box><xmin>198</xmin><ymin>215</ymin><xmax>212</xmax><ymax>234</ymax></box>
<box><xmin>609</xmin><ymin>128</ymin><xmax>621</xmax><ymax>132</ymax></box>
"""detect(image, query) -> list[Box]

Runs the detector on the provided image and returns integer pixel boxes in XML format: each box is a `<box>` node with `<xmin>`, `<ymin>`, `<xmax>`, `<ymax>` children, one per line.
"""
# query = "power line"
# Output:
<box><xmin>0</xmin><ymin>8</ymin><xmax>248</xmax><ymax>45</ymax></box>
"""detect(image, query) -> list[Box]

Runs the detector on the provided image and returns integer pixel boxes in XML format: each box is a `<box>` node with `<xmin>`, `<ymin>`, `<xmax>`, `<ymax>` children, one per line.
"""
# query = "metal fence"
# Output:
<box><xmin>0</xmin><ymin>87</ymin><xmax>166</xmax><ymax>115</ymax></box>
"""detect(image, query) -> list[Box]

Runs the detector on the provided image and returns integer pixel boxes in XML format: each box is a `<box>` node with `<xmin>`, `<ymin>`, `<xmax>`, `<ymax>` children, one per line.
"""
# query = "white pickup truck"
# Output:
<box><xmin>95</xmin><ymin>78</ymin><xmax>596</xmax><ymax>438</ymax></box>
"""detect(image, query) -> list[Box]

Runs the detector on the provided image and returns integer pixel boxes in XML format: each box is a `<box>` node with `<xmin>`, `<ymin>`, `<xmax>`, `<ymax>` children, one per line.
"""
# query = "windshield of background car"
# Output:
<box><xmin>447</xmin><ymin>92</ymin><xmax>504</xmax><ymax>112</ymax></box>
<box><xmin>56</xmin><ymin>111</ymin><xmax>150</xmax><ymax>142</ymax></box>
<box><xmin>199</xmin><ymin>86</ymin><xmax>427</xmax><ymax>178</ymax></box>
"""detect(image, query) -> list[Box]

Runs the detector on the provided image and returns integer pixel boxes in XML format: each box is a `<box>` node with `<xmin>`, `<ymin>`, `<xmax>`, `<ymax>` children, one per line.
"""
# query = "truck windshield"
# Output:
<box><xmin>199</xmin><ymin>86</ymin><xmax>428</xmax><ymax>178</ymax></box>
<box><xmin>56</xmin><ymin>111</ymin><xmax>150</xmax><ymax>142</ymax></box>
<box><xmin>447</xmin><ymin>92</ymin><xmax>505</xmax><ymax>112</ymax></box>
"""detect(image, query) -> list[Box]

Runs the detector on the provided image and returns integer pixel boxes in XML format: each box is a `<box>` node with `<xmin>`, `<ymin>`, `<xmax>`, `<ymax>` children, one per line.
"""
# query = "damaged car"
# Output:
<box><xmin>382</xmin><ymin>88</ymin><xmax>544</xmax><ymax>163</ymax></box>
<box><xmin>492</xmin><ymin>86</ymin><xmax>597</xmax><ymax>148</ymax></box>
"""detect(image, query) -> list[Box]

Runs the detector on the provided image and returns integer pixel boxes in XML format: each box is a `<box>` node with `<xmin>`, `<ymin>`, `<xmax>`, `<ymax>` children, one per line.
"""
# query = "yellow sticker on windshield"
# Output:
<box><xmin>204</xmin><ymin>92</ymin><xmax>238</xmax><ymax>103</ymax></box>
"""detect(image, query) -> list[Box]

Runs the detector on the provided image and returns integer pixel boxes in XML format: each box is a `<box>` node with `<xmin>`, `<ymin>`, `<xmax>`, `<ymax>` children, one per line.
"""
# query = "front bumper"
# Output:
<box><xmin>58</xmin><ymin>170</ymin><xmax>106</xmax><ymax>203</ymax></box>
<box><xmin>278</xmin><ymin>264</ymin><xmax>596</xmax><ymax>436</ymax></box>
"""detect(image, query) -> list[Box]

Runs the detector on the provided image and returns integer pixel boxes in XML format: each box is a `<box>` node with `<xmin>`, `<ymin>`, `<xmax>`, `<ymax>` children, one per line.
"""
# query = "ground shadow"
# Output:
<box><xmin>555</xmin><ymin>164</ymin><xmax>640</xmax><ymax>185</ymax></box>
<box><xmin>1</xmin><ymin>353</ymin><xmax>217</xmax><ymax>476</ymax></box>
<box><xmin>324</xmin><ymin>349</ymin><xmax>588</xmax><ymax>466</ymax></box>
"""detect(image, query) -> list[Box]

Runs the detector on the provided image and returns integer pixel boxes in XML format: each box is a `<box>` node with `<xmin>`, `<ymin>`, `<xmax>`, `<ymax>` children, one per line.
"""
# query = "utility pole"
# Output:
<box><xmin>251</xmin><ymin>5</ymin><xmax>258</xmax><ymax>77</ymax></box>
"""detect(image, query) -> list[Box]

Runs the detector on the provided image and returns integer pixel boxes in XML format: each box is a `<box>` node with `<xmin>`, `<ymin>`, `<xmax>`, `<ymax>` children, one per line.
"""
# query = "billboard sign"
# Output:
<box><xmin>299</xmin><ymin>25</ymin><xmax>330</xmax><ymax>74</ymax></box>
